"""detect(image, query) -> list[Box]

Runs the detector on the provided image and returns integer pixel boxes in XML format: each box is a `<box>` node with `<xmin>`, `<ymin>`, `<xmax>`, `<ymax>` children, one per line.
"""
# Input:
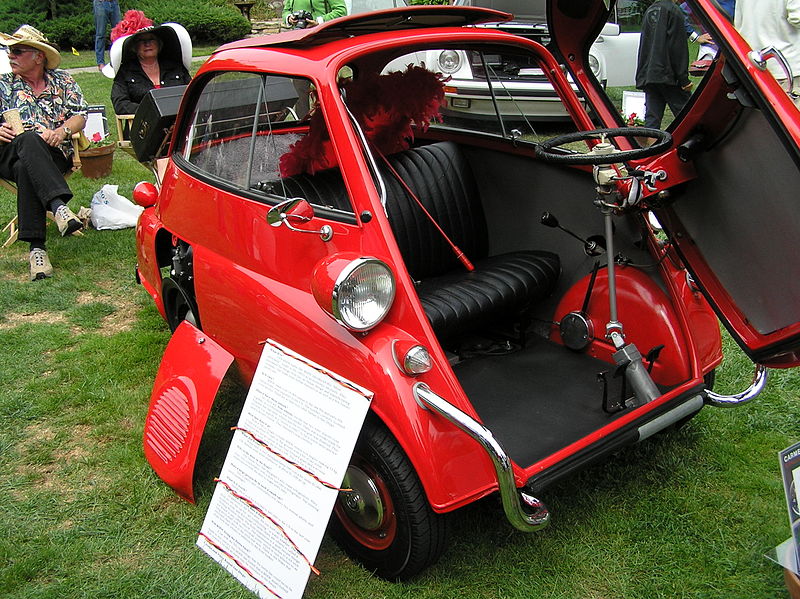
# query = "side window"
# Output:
<box><xmin>177</xmin><ymin>71</ymin><xmax>355</xmax><ymax>217</ymax></box>
<box><xmin>180</xmin><ymin>71</ymin><xmax>303</xmax><ymax>187</ymax></box>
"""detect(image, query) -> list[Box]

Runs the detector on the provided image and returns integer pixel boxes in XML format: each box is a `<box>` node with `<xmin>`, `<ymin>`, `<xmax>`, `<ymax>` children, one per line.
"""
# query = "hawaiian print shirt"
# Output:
<box><xmin>0</xmin><ymin>69</ymin><xmax>88</xmax><ymax>154</ymax></box>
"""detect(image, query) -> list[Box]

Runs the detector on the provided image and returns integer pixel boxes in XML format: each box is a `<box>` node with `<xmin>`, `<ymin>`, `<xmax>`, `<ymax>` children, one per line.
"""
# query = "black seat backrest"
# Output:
<box><xmin>273</xmin><ymin>141</ymin><xmax>487</xmax><ymax>280</ymax></box>
<box><xmin>382</xmin><ymin>142</ymin><xmax>487</xmax><ymax>280</ymax></box>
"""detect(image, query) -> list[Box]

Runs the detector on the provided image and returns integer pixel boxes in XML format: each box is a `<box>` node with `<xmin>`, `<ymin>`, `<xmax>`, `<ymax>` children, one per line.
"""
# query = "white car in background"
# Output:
<box><xmin>346</xmin><ymin>0</ymin><xmax>406</xmax><ymax>14</ymax></box>
<box><xmin>394</xmin><ymin>0</ymin><xmax>640</xmax><ymax>122</ymax></box>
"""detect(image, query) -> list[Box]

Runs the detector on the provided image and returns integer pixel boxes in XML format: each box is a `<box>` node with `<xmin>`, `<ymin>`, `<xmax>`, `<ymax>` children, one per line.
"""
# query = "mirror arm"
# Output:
<box><xmin>267</xmin><ymin>198</ymin><xmax>334</xmax><ymax>241</ymax></box>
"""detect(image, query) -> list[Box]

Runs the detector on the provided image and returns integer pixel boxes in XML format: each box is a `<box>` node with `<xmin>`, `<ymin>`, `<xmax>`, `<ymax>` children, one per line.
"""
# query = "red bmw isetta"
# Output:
<box><xmin>133</xmin><ymin>0</ymin><xmax>800</xmax><ymax>580</ymax></box>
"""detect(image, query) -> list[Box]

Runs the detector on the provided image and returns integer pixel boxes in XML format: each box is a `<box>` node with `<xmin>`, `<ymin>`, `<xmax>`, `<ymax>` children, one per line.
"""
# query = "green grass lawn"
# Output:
<box><xmin>1</xmin><ymin>57</ymin><xmax>800</xmax><ymax>599</ymax></box>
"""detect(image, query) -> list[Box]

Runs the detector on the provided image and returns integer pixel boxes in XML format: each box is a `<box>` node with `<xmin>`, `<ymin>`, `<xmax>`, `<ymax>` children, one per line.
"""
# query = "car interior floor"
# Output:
<box><xmin>450</xmin><ymin>332</ymin><xmax>674</xmax><ymax>469</ymax></box>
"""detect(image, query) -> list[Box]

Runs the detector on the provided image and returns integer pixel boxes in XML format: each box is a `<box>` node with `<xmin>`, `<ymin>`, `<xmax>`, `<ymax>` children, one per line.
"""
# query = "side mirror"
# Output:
<box><xmin>599</xmin><ymin>22</ymin><xmax>620</xmax><ymax>37</ymax></box>
<box><xmin>267</xmin><ymin>198</ymin><xmax>333</xmax><ymax>241</ymax></box>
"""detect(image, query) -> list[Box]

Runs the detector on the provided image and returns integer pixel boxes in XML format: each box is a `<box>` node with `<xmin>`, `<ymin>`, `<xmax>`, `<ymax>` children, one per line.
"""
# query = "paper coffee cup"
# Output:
<box><xmin>2</xmin><ymin>108</ymin><xmax>24</xmax><ymax>135</ymax></box>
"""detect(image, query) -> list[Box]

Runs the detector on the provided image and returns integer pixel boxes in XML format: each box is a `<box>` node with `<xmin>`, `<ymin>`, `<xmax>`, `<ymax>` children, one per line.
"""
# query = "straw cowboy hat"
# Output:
<box><xmin>0</xmin><ymin>25</ymin><xmax>61</xmax><ymax>70</ymax></box>
<box><xmin>101</xmin><ymin>11</ymin><xmax>191</xmax><ymax>79</ymax></box>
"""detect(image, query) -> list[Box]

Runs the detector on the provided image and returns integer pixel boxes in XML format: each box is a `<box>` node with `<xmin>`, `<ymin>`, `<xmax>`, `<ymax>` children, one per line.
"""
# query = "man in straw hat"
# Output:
<box><xmin>0</xmin><ymin>25</ymin><xmax>88</xmax><ymax>281</ymax></box>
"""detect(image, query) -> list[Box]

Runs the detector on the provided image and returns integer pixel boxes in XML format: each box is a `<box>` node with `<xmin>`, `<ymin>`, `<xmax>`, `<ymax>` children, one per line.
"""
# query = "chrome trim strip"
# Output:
<box><xmin>705</xmin><ymin>364</ymin><xmax>769</xmax><ymax>407</ymax></box>
<box><xmin>413</xmin><ymin>383</ymin><xmax>550</xmax><ymax>532</ymax></box>
<box><xmin>637</xmin><ymin>395</ymin><xmax>704</xmax><ymax>441</ymax></box>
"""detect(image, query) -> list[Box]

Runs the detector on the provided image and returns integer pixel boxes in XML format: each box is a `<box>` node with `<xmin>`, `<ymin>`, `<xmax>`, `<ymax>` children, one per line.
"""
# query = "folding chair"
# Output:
<box><xmin>115</xmin><ymin>113</ymin><xmax>136</xmax><ymax>157</ymax></box>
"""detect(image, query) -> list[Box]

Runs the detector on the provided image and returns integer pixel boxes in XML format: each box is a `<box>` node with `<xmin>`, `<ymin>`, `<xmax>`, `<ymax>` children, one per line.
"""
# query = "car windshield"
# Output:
<box><xmin>348</xmin><ymin>0</ymin><xmax>407</xmax><ymax>15</ymax></box>
<box><xmin>385</xmin><ymin>42</ymin><xmax>586</xmax><ymax>141</ymax></box>
<box><xmin>455</xmin><ymin>0</ymin><xmax>546</xmax><ymax>21</ymax></box>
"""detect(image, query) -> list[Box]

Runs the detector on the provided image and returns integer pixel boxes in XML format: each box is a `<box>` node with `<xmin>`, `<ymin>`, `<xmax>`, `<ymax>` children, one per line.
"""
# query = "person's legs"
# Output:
<box><xmin>663</xmin><ymin>86</ymin><xmax>693</xmax><ymax>120</ymax></box>
<box><xmin>109</xmin><ymin>0</ymin><xmax>121</xmax><ymax>29</ymax></box>
<box><xmin>643</xmin><ymin>85</ymin><xmax>667</xmax><ymax>129</ymax></box>
<box><xmin>2</xmin><ymin>133</ymin><xmax>72</xmax><ymax>241</ymax></box>
<box><xmin>94</xmin><ymin>0</ymin><xmax>108</xmax><ymax>66</ymax></box>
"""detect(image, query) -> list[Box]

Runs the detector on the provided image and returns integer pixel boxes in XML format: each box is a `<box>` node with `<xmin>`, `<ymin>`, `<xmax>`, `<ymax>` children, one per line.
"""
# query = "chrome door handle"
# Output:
<box><xmin>748</xmin><ymin>46</ymin><xmax>797</xmax><ymax>96</ymax></box>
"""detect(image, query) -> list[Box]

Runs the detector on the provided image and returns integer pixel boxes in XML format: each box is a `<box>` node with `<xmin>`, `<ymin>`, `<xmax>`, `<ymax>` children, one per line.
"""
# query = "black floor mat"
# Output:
<box><xmin>452</xmin><ymin>337</ymin><xmax>636</xmax><ymax>468</ymax></box>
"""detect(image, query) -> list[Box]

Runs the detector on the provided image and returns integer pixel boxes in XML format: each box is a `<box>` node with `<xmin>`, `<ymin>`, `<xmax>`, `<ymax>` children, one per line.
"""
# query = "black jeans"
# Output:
<box><xmin>642</xmin><ymin>84</ymin><xmax>692</xmax><ymax>129</ymax></box>
<box><xmin>0</xmin><ymin>132</ymin><xmax>72</xmax><ymax>242</ymax></box>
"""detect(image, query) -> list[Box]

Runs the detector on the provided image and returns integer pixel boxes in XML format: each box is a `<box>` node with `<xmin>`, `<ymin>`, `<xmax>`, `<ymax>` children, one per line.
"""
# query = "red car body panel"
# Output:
<box><xmin>143</xmin><ymin>321</ymin><xmax>234</xmax><ymax>502</ymax></box>
<box><xmin>135</xmin><ymin>16</ymin><xmax>724</xmax><ymax>510</ymax></box>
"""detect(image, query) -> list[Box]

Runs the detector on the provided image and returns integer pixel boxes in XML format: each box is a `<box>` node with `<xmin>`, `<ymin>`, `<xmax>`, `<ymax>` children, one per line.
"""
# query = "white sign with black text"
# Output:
<box><xmin>198</xmin><ymin>340</ymin><xmax>372</xmax><ymax>599</ymax></box>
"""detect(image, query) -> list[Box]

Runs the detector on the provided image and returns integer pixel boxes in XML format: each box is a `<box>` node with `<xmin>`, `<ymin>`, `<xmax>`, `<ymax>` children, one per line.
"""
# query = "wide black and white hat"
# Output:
<box><xmin>102</xmin><ymin>21</ymin><xmax>191</xmax><ymax>79</ymax></box>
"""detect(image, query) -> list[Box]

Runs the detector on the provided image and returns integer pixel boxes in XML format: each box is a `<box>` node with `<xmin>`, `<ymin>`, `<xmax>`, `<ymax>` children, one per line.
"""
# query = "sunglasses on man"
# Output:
<box><xmin>6</xmin><ymin>47</ymin><xmax>37</xmax><ymax>56</ymax></box>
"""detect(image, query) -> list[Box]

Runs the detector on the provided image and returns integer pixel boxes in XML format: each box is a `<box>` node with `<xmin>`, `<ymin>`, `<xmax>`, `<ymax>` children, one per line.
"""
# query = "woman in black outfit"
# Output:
<box><xmin>106</xmin><ymin>11</ymin><xmax>191</xmax><ymax>115</ymax></box>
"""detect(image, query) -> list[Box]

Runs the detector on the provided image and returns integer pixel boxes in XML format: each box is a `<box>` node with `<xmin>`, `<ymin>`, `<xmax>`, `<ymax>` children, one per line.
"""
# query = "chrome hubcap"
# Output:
<box><xmin>339</xmin><ymin>465</ymin><xmax>384</xmax><ymax>530</ymax></box>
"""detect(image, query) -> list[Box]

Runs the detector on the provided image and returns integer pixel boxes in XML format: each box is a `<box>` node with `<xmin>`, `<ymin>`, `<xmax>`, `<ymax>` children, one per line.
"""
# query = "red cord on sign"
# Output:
<box><xmin>198</xmin><ymin>532</ymin><xmax>285</xmax><ymax>599</ymax></box>
<box><xmin>214</xmin><ymin>478</ymin><xmax>321</xmax><ymax>575</ymax></box>
<box><xmin>255</xmin><ymin>339</ymin><xmax>373</xmax><ymax>400</ymax></box>
<box><xmin>231</xmin><ymin>426</ymin><xmax>352</xmax><ymax>492</ymax></box>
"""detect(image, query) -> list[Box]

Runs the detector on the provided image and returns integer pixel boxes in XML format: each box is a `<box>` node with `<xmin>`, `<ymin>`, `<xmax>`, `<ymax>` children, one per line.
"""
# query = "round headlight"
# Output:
<box><xmin>588</xmin><ymin>53</ymin><xmax>601</xmax><ymax>78</ymax></box>
<box><xmin>438</xmin><ymin>50</ymin><xmax>462</xmax><ymax>74</ymax></box>
<box><xmin>332</xmin><ymin>258</ymin><xmax>396</xmax><ymax>332</ymax></box>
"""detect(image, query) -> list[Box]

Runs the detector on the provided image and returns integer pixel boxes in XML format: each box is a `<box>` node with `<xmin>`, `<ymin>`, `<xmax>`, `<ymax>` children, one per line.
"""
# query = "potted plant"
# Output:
<box><xmin>79</xmin><ymin>132</ymin><xmax>115</xmax><ymax>179</ymax></box>
<box><xmin>622</xmin><ymin>110</ymin><xmax>654</xmax><ymax>148</ymax></box>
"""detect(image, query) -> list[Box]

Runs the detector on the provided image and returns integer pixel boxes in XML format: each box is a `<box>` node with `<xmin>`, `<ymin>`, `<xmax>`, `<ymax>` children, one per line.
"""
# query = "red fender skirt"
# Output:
<box><xmin>143</xmin><ymin>322</ymin><xmax>234</xmax><ymax>502</ymax></box>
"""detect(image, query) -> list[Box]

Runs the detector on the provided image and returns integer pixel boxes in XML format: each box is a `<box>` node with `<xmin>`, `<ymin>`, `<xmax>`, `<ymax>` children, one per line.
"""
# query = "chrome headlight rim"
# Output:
<box><xmin>332</xmin><ymin>257</ymin><xmax>396</xmax><ymax>332</ymax></box>
<box><xmin>588</xmin><ymin>53</ymin><xmax>601</xmax><ymax>79</ymax></box>
<box><xmin>437</xmin><ymin>49</ymin><xmax>462</xmax><ymax>74</ymax></box>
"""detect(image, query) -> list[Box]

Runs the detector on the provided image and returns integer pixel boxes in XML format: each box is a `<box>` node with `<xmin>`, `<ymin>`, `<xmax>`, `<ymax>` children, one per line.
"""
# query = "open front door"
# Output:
<box><xmin>552</xmin><ymin>0</ymin><xmax>800</xmax><ymax>367</ymax></box>
<box><xmin>652</xmin><ymin>0</ymin><xmax>800</xmax><ymax>367</ymax></box>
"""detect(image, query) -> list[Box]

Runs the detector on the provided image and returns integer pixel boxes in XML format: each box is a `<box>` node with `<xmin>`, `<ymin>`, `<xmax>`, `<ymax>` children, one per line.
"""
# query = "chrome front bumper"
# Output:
<box><xmin>412</xmin><ymin>381</ymin><xmax>740</xmax><ymax>532</ymax></box>
<box><xmin>413</xmin><ymin>383</ymin><xmax>550</xmax><ymax>533</ymax></box>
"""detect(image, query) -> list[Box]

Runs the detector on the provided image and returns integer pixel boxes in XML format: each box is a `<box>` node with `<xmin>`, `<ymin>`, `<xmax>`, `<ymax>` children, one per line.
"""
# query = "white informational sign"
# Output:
<box><xmin>622</xmin><ymin>90</ymin><xmax>646</xmax><ymax>120</ymax></box>
<box><xmin>198</xmin><ymin>339</ymin><xmax>373</xmax><ymax>599</ymax></box>
<box><xmin>84</xmin><ymin>105</ymin><xmax>108</xmax><ymax>142</ymax></box>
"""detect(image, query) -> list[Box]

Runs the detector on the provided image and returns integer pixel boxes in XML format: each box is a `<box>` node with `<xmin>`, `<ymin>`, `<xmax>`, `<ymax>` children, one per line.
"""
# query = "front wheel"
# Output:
<box><xmin>329</xmin><ymin>417</ymin><xmax>450</xmax><ymax>580</ymax></box>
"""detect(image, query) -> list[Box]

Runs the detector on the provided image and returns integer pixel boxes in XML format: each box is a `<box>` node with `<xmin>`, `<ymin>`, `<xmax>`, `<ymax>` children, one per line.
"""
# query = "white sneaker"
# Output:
<box><xmin>29</xmin><ymin>248</ymin><xmax>53</xmax><ymax>281</ymax></box>
<box><xmin>53</xmin><ymin>204</ymin><xmax>83</xmax><ymax>236</ymax></box>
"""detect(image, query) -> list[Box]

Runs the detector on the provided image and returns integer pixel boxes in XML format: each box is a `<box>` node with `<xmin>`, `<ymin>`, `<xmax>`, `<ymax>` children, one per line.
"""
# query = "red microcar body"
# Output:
<box><xmin>133</xmin><ymin>0</ymin><xmax>800</xmax><ymax>579</ymax></box>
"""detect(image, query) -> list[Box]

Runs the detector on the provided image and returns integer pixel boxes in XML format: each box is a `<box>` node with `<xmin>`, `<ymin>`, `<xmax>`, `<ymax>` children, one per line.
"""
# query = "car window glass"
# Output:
<box><xmin>348</xmin><ymin>0</ymin><xmax>405</xmax><ymax>14</ymax></box>
<box><xmin>455</xmin><ymin>0</ymin><xmax>545</xmax><ymax>21</ymax></box>
<box><xmin>180</xmin><ymin>71</ymin><xmax>309</xmax><ymax>190</ymax></box>
<box><xmin>386</xmin><ymin>45</ymin><xmax>578</xmax><ymax>141</ymax></box>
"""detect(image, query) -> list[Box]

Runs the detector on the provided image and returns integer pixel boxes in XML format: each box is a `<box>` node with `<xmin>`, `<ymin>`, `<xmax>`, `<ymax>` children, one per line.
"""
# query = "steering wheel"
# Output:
<box><xmin>535</xmin><ymin>127</ymin><xmax>672</xmax><ymax>165</ymax></box>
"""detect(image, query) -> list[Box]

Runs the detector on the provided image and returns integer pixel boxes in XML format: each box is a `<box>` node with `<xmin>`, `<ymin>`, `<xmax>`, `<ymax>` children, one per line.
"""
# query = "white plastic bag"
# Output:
<box><xmin>90</xmin><ymin>184</ymin><xmax>144</xmax><ymax>230</ymax></box>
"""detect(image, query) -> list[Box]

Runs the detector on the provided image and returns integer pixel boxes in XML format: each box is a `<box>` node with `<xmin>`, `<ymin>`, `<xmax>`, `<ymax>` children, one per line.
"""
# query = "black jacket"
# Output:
<box><xmin>111</xmin><ymin>58</ymin><xmax>191</xmax><ymax>115</ymax></box>
<box><xmin>635</xmin><ymin>0</ymin><xmax>690</xmax><ymax>89</ymax></box>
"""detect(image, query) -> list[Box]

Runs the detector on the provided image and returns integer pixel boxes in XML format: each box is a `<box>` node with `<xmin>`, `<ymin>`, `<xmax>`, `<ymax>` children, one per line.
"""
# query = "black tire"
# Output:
<box><xmin>161</xmin><ymin>277</ymin><xmax>200</xmax><ymax>332</ymax></box>
<box><xmin>329</xmin><ymin>417</ymin><xmax>450</xmax><ymax>580</ymax></box>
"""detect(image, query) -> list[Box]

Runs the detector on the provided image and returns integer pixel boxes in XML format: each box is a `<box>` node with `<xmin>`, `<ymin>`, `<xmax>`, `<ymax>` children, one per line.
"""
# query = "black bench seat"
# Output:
<box><xmin>415</xmin><ymin>250</ymin><xmax>560</xmax><ymax>337</ymax></box>
<box><xmin>273</xmin><ymin>141</ymin><xmax>560</xmax><ymax>337</ymax></box>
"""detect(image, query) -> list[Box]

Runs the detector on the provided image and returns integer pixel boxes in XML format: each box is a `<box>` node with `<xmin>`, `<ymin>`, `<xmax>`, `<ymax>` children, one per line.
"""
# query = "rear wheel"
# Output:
<box><xmin>162</xmin><ymin>277</ymin><xmax>200</xmax><ymax>332</ymax></box>
<box><xmin>330</xmin><ymin>417</ymin><xmax>450</xmax><ymax>580</ymax></box>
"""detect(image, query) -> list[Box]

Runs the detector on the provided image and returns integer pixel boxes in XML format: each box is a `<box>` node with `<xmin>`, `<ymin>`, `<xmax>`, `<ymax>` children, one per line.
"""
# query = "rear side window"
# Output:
<box><xmin>176</xmin><ymin>71</ymin><xmax>355</xmax><ymax>217</ymax></box>
<box><xmin>178</xmin><ymin>71</ymin><xmax>305</xmax><ymax>189</ymax></box>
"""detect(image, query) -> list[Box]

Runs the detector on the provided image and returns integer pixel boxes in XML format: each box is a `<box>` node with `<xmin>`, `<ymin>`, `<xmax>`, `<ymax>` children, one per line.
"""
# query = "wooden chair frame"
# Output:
<box><xmin>115</xmin><ymin>113</ymin><xmax>135</xmax><ymax>157</ymax></box>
